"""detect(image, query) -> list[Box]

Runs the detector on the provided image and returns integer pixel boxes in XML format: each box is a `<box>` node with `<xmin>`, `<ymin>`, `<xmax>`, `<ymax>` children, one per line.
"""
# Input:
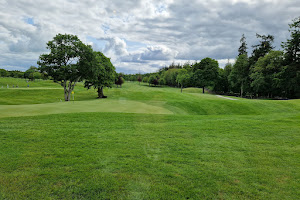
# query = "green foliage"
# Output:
<box><xmin>176</xmin><ymin>69</ymin><xmax>190</xmax><ymax>92</ymax></box>
<box><xmin>192</xmin><ymin>57</ymin><xmax>219</xmax><ymax>93</ymax></box>
<box><xmin>250</xmin><ymin>51</ymin><xmax>284</xmax><ymax>97</ymax></box>
<box><xmin>229</xmin><ymin>54</ymin><xmax>249</xmax><ymax>96</ymax></box>
<box><xmin>162</xmin><ymin>68</ymin><xmax>179</xmax><ymax>86</ymax></box>
<box><xmin>238</xmin><ymin>34</ymin><xmax>248</xmax><ymax>56</ymax></box>
<box><xmin>281</xmin><ymin>17</ymin><xmax>300</xmax><ymax>98</ymax></box>
<box><xmin>38</xmin><ymin>33</ymin><xmax>94</xmax><ymax>101</ymax></box>
<box><xmin>115</xmin><ymin>73</ymin><xmax>125</xmax><ymax>87</ymax></box>
<box><xmin>84</xmin><ymin>51</ymin><xmax>116</xmax><ymax>98</ymax></box>
<box><xmin>159</xmin><ymin>77</ymin><xmax>166</xmax><ymax>85</ymax></box>
<box><xmin>142</xmin><ymin>76</ymin><xmax>148</xmax><ymax>83</ymax></box>
<box><xmin>250</xmin><ymin>34</ymin><xmax>274</xmax><ymax>65</ymax></box>
<box><xmin>0</xmin><ymin>69</ymin><xmax>8</xmax><ymax>77</ymax></box>
<box><xmin>24</xmin><ymin>66</ymin><xmax>38</xmax><ymax>80</ymax></box>
<box><xmin>148</xmin><ymin>75</ymin><xmax>159</xmax><ymax>86</ymax></box>
<box><xmin>282</xmin><ymin>16</ymin><xmax>300</xmax><ymax>64</ymax></box>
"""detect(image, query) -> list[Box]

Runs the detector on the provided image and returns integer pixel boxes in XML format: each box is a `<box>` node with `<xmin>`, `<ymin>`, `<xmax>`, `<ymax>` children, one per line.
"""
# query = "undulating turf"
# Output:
<box><xmin>0</xmin><ymin>78</ymin><xmax>299</xmax><ymax>199</ymax></box>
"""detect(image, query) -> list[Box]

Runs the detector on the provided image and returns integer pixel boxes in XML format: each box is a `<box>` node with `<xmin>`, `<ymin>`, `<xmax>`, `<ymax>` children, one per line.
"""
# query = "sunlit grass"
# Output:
<box><xmin>0</xmin><ymin>78</ymin><xmax>299</xmax><ymax>199</ymax></box>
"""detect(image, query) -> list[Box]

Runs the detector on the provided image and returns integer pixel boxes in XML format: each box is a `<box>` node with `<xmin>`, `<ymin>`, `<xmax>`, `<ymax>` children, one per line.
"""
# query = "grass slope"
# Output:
<box><xmin>0</xmin><ymin>78</ymin><xmax>299</xmax><ymax>199</ymax></box>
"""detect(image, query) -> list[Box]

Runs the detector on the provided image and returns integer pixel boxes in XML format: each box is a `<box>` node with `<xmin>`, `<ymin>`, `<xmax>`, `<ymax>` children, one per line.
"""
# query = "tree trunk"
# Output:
<box><xmin>97</xmin><ymin>87</ymin><xmax>104</xmax><ymax>98</ymax></box>
<box><xmin>181</xmin><ymin>85</ymin><xmax>183</xmax><ymax>93</ymax></box>
<box><xmin>63</xmin><ymin>81</ymin><xmax>69</xmax><ymax>101</ymax></box>
<box><xmin>202</xmin><ymin>87</ymin><xmax>205</xmax><ymax>94</ymax></box>
<box><xmin>97</xmin><ymin>86</ymin><xmax>107</xmax><ymax>98</ymax></box>
<box><xmin>241</xmin><ymin>82</ymin><xmax>243</xmax><ymax>98</ymax></box>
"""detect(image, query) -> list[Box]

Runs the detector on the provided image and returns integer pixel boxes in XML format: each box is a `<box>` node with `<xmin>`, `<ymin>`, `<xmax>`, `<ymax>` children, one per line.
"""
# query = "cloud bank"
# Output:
<box><xmin>0</xmin><ymin>0</ymin><xmax>299</xmax><ymax>73</ymax></box>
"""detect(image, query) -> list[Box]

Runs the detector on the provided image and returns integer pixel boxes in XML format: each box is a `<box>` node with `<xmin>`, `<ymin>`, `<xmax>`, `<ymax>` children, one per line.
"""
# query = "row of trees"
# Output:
<box><xmin>0</xmin><ymin>67</ymin><xmax>44</xmax><ymax>81</ymax></box>
<box><xmin>125</xmin><ymin>17</ymin><xmax>300</xmax><ymax>98</ymax></box>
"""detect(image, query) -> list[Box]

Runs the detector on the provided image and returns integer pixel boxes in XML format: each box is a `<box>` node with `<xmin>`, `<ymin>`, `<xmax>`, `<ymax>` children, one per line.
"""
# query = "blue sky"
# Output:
<box><xmin>0</xmin><ymin>0</ymin><xmax>299</xmax><ymax>74</ymax></box>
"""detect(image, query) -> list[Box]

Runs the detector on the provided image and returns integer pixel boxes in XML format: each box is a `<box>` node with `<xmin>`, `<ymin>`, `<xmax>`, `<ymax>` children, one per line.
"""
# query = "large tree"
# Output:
<box><xmin>229</xmin><ymin>54</ymin><xmax>249</xmax><ymax>97</ymax></box>
<box><xmin>192</xmin><ymin>57</ymin><xmax>219</xmax><ymax>93</ymax></box>
<box><xmin>281</xmin><ymin>17</ymin><xmax>300</xmax><ymax>98</ymax></box>
<box><xmin>38</xmin><ymin>34</ymin><xmax>94</xmax><ymax>101</ymax></box>
<box><xmin>84</xmin><ymin>51</ymin><xmax>116</xmax><ymax>98</ymax></box>
<box><xmin>250</xmin><ymin>51</ymin><xmax>284</xmax><ymax>98</ymax></box>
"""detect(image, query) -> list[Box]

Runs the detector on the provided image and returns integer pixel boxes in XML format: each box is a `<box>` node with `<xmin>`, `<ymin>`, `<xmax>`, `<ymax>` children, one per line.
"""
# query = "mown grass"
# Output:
<box><xmin>0</xmin><ymin>78</ymin><xmax>299</xmax><ymax>199</ymax></box>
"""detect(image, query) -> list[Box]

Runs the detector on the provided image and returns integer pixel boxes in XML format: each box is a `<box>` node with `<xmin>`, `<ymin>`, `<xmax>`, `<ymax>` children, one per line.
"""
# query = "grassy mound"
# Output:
<box><xmin>0</xmin><ymin>78</ymin><xmax>299</xmax><ymax>199</ymax></box>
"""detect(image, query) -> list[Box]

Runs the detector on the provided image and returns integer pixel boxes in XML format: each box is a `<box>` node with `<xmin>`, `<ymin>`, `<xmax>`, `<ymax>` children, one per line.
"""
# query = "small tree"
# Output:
<box><xmin>33</xmin><ymin>72</ymin><xmax>42</xmax><ymax>81</ymax></box>
<box><xmin>148</xmin><ymin>75</ymin><xmax>159</xmax><ymax>86</ymax></box>
<box><xmin>24</xmin><ymin>66</ymin><xmax>38</xmax><ymax>81</ymax></box>
<box><xmin>115</xmin><ymin>73</ymin><xmax>124</xmax><ymax>88</ymax></box>
<box><xmin>159</xmin><ymin>77</ymin><xmax>166</xmax><ymax>86</ymax></box>
<box><xmin>142</xmin><ymin>77</ymin><xmax>148</xmax><ymax>83</ymax></box>
<box><xmin>0</xmin><ymin>69</ymin><xmax>8</xmax><ymax>77</ymax></box>
<box><xmin>176</xmin><ymin>69</ymin><xmax>190</xmax><ymax>93</ymax></box>
<box><xmin>137</xmin><ymin>75</ymin><xmax>142</xmax><ymax>85</ymax></box>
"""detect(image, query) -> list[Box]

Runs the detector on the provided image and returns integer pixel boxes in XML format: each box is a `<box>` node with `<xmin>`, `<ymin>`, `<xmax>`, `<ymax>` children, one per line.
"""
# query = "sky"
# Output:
<box><xmin>0</xmin><ymin>0</ymin><xmax>299</xmax><ymax>74</ymax></box>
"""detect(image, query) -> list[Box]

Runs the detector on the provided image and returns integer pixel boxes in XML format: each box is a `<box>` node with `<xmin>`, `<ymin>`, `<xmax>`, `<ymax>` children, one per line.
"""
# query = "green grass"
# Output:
<box><xmin>0</xmin><ymin>78</ymin><xmax>299</xmax><ymax>199</ymax></box>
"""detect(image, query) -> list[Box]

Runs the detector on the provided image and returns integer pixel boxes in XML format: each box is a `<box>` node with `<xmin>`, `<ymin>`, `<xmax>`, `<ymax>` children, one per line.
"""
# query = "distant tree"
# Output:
<box><xmin>176</xmin><ymin>69</ymin><xmax>190</xmax><ymax>93</ymax></box>
<box><xmin>115</xmin><ymin>73</ymin><xmax>124</xmax><ymax>88</ymax></box>
<box><xmin>192</xmin><ymin>57</ymin><xmax>219</xmax><ymax>93</ymax></box>
<box><xmin>182</xmin><ymin>61</ymin><xmax>192</xmax><ymax>70</ymax></box>
<box><xmin>0</xmin><ymin>69</ymin><xmax>8</xmax><ymax>77</ymax></box>
<box><xmin>25</xmin><ymin>66</ymin><xmax>38</xmax><ymax>80</ymax></box>
<box><xmin>142</xmin><ymin>76</ymin><xmax>148</xmax><ymax>83</ymax></box>
<box><xmin>84</xmin><ymin>52</ymin><xmax>116</xmax><ymax>98</ymax></box>
<box><xmin>215</xmin><ymin>67</ymin><xmax>230</xmax><ymax>94</ymax></box>
<box><xmin>159</xmin><ymin>77</ymin><xmax>166</xmax><ymax>86</ymax></box>
<box><xmin>281</xmin><ymin>17</ymin><xmax>300</xmax><ymax>98</ymax></box>
<box><xmin>282</xmin><ymin>17</ymin><xmax>300</xmax><ymax>64</ymax></box>
<box><xmin>238</xmin><ymin>34</ymin><xmax>248</xmax><ymax>56</ymax></box>
<box><xmin>148</xmin><ymin>75</ymin><xmax>159</xmax><ymax>86</ymax></box>
<box><xmin>229</xmin><ymin>54</ymin><xmax>249</xmax><ymax>97</ymax></box>
<box><xmin>38</xmin><ymin>33</ymin><xmax>94</xmax><ymax>101</ymax></box>
<box><xmin>223</xmin><ymin>63</ymin><xmax>232</xmax><ymax>92</ymax></box>
<box><xmin>33</xmin><ymin>72</ymin><xmax>42</xmax><ymax>80</ymax></box>
<box><xmin>250</xmin><ymin>34</ymin><xmax>274</xmax><ymax>65</ymax></box>
<box><xmin>137</xmin><ymin>75</ymin><xmax>142</xmax><ymax>85</ymax></box>
<box><xmin>250</xmin><ymin>51</ymin><xmax>284</xmax><ymax>97</ymax></box>
<box><xmin>163</xmin><ymin>68</ymin><xmax>179</xmax><ymax>86</ymax></box>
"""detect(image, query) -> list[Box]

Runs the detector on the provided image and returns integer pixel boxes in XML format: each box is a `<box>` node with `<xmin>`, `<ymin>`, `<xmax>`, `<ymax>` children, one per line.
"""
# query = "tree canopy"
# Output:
<box><xmin>192</xmin><ymin>57</ymin><xmax>219</xmax><ymax>93</ymax></box>
<box><xmin>38</xmin><ymin>33</ymin><xmax>115</xmax><ymax>100</ymax></box>
<box><xmin>84</xmin><ymin>51</ymin><xmax>116</xmax><ymax>98</ymax></box>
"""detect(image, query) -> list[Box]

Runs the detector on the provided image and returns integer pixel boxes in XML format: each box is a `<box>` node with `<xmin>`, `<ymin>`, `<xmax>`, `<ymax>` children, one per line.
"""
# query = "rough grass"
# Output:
<box><xmin>0</xmin><ymin>78</ymin><xmax>299</xmax><ymax>199</ymax></box>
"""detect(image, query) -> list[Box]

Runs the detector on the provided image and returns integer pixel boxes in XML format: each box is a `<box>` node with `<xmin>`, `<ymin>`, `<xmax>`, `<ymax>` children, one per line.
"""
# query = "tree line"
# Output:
<box><xmin>0</xmin><ymin>66</ymin><xmax>45</xmax><ymax>81</ymax></box>
<box><xmin>125</xmin><ymin>17</ymin><xmax>300</xmax><ymax>99</ymax></box>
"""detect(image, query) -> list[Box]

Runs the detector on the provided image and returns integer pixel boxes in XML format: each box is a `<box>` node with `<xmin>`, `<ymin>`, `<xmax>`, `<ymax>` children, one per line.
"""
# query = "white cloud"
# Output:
<box><xmin>0</xmin><ymin>0</ymin><xmax>299</xmax><ymax>73</ymax></box>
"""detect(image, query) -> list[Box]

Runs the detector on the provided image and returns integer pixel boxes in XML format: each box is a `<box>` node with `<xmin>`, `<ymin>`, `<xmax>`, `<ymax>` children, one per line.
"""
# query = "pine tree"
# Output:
<box><xmin>238</xmin><ymin>34</ymin><xmax>248</xmax><ymax>56</ymax></box>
